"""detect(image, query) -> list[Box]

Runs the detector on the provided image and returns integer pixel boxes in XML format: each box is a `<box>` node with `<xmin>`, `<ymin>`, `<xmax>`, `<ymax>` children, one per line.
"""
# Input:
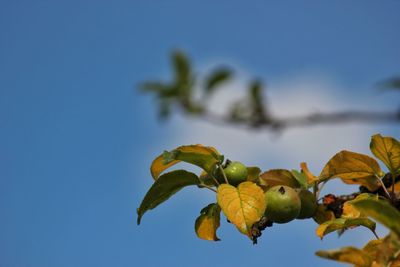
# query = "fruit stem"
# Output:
<box><xmin>219</xmin><ymin>164</ymin><xmax>230</xmax><ymax>184</ymax></box>
<box><xmin>209</xmin><ymin>173</ymin><xmax>221</xmax><ymax>186</ymax></box>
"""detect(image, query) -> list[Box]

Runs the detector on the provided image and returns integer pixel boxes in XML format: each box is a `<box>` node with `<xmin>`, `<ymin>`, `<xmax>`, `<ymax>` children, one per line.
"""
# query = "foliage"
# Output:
<box><xmin>140</xmin><ymin>51</ymin><xmax>400</xmax><ymax>130</ymax></box>
<box><xmin>138</xmin><ymin>134</ymin><xmax>400</xmax><ymax>266</ymax></box>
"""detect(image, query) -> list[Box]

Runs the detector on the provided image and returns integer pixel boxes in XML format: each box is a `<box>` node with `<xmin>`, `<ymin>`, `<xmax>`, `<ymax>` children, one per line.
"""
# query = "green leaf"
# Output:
<box><xmin>150</xmin><ymin>145</ymin><xmax>222</xmax><ymax>179</ymax></box>
<box><xmin>259</xmin><ymin>169</ymin><xmax>301</xmax><ymax>189</ymax></box>
<box><xmin>246</xmin><ymin>167</ymin><xmax>261</xmax><ymax>182</ymax></box>
<box><xmin>315</xmin><ymin>247</ymin><xmax>372</xmax><ymax>267</ymax></box>
<box><xmin>217</xmin><ymin>182</ymin><xmax>266</xmax><ymax>238</ymax></box>
<box><xmin>349</xmin><ymin>197</ymin><xmax>400</xmax><ymax>235</ymax></box>
<box><xmin>204</xmin><ymin>68</ymin><xmax>232</xmax><ymax>94</ymax></box>
<box><xmin>316</xmin><ymin>218</ymin><xmax>376</xmax><ymax>240</ymax></box>
<box><xmin>137</xmin><ymin>170</ymin><xmax>200</xmax><ymax>224</ymax></box>
<box><xmin>195</xmin><ymin>203</ymin><xmax>221</xmax><ymax>241</ymax></box>
<box><xmin>291</xmin><ymin>170</ymin><xmax>308</xmax><ymax>188</ymax></box>
<box><xmin>319</xmin><ymin>150</ymin><xmax>382</xmax><ymax>191</ymax></box>
<box><xmin>370</xmin><ymin>134</ymin><xmax>400</xmax><ymax>173</ymax></box>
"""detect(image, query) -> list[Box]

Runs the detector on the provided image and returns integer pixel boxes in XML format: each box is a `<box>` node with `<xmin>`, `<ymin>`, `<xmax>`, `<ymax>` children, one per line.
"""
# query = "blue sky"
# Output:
<box><xmin>1</xmin><ymin>1</ymin><xmax>400</xmax><ymax>266</ymax></box>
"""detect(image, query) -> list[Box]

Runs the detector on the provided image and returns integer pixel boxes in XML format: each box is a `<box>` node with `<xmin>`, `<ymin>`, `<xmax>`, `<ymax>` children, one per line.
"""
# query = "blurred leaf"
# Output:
<box><xmin>362</xmin><ymin>239</ymin><xmax>383</xmax><ymax>263</ymax></box>
<box><xmin>349</xmin><ymin>197</ymin><xmax>400</xmax><ymax>235</ymax></box>
<box><xmin>291</xmin><ymin>169</ymin><xmax>308</xmax><ymax>189</ymax></box>
<box><xmin>246</xmin><ymin>167</ymin><xmax>262</xmax><ymax>182</ymax></box>
<box><xmin>150</xmin><ymin>145</ymin><xmax>222</xmax><ymax>179</ymax></box>
<box><xmin>300</xmin><ymin>162</ymin><xmax>319</xmax><ymax>185</ymax></box>
<box><xmin>320</xmin><ymin>150</ymin><xmax>382</xmax><ymax>191</ymax></box>
<box><xmin>139</xmin><ymin>82</ymin><xmax>168</xmax><ymax>93</ymax></box>
<box><xmin>315</xmin><ymin>247</ymin><xmax>372</xmax><ymax>267</ymax></box>
<box><xmin>195</xmin><ymin>203</ymin><xmax>221</xmax><ymax>241</ymax></box>
<box><xmin>316</xmin><ymin>218</ymin><xmax>376</xmax><ymax>240</ymax></box>
<box><xmin>313</xmin><ymin>204</ymin><xmax>336</xmax><ymax>224</ymax></box>
<box><xmin>259</xmin><ymin>169</ymin><xmax>301</xmax><ymax>189</ymax></box>
<box><xmin>171</xmin><ymin>50</ymin><xmax>194</xmax><ymax>103</ymax></box>
<box><xmin>137</xmin><ymin>170</ymin><xmax>200</xmax><ymax>224</ymax></box>
<box><xmin>370</xmin><ymin>134</ymin><xmax>400</xmax><ymax>173</ymax></box>
<box><xmin>377</xmin><ymin>76</ymin><xmax>400</xmax><ymax>90</ymax></box>
<box><xmin>217</xmin><ymin>182</ymin><xmax>266</xmax><ymax>237</ymax></box>
<box><xmin>248</xmin><ymin>80</ymin><xmax>267</xmax><ymax>124</ymax></box>
<box><xmin>370</xmin><ymin>232</ymin><xmax>400</xmax><ymax>266</ymax></box>
<box><xmin>172</xmin><ymin>50</ymin><xmax>191</xmax><ymax>84</ymax></box>
<box><xmin>204</xmin><ymin>68</ymin><xmax>232</xmax><ymax>94</ymax></box>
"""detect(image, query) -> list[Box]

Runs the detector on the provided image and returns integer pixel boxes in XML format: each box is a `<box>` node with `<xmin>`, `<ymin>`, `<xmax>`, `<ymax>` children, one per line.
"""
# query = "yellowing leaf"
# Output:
<box><xmin>150</xmin><ymin>145</ymin><xmax>222</xmax><ymax>179</ymax></box>
<box><xmin>373</xmin><ymin>232</ymin><xmax>400</xmax><ymax>266</ymax></box>
<box><xmin>150</xmin><ymin>154</ymin><xmax>180</xmax><ymax>180</ymax></box>
<box><xmin>349</xmin><ymin>197</ymin><xmax>400</xmax><ymax>236</ymax></box>
<box><xmin>259</xmin><ymin>169</ymin><xmax>301</xmax><ymax>189</ymax></box>
<box><xmin>137</xmin><ymin>170</ymin><xmax>200</xmax><ymax>224</ymax></box>
<box><xmin>217</xmin><ymin>182</ymin><xmax>266</xmax><ymax>237</ymax></box>
<box><xmin>370</xmin><ymin>134</ymin><xmax>400</xmax><ymax>173</ymax></box>
<box><xmin>316</xmin><ymin>218</ymin><xmax>376</xmax><ymax>240</ymax></box>
<box><xmin>195</xmin><ymin>203</ymin><xmax>221</xmax><ymax>241</ymax></box>
<box><xmin>342</xmin><ymin>202</ymin><xmax>362</xmax><ymax>218</ymax></box>
<box><xmin>313</xmin><ymin>204</ymin><xmax>335</xmax><ymax>225</ymax></box>
<box><xmin>320</xmin><ymin>150</ymin><xmax>382</xmax><ymax>191</ymax></box>
<box><xmin>362</xmin><ymin>239</ymin><xmax>383</xmax><ymax>262</ymax></box>
<box><xmin>315</xmin><ymin>247</ymin><xmax>372</xmax><ymax>267</ymax></box>
<box><xmin>300</xmin><ymin>162</ymin><xmax>319</xmax><ymax>185</ymax></box>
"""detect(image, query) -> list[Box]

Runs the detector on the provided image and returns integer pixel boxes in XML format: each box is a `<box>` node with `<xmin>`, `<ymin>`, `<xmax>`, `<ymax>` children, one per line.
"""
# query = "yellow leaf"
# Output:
<box><xmin>217</xmin><ymin>182</ymin><xmax>266</xmax><ymax>237</ymax></box>
<box><xmin>316</xmin><ymin>218</ymin><xmax>376</xmax><ymax>240</ymax></box>
<box><xmin>370</xmin><ymin>134</ymin><xmax>400</xmax><ymax>173</ymax></box>
<box><xmin>316</xmin><ymin>247</ymin><xmax>372</xmax><ymax>267</ymax></box>
<box><xmin>300</xmin><ymin>162</ymin><xmax>319</xmax><ymax>185</ymax></box>
<box><xmin>320</xmin><ymin>150</ymin><xmax>382</xmax><ymax>191</ymax></box>
<box><xmin>150</xmin><ymin>144</ymin><xmax>221</xmax><ymax>179</ymax></box>
<box><xmin>195</xmin><ymin>203</ymin><xmax>221</xmax><ymax>241</ymax></box>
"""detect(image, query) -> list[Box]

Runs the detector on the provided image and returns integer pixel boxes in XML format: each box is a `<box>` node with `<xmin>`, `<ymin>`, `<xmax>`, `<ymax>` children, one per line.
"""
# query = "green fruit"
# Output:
<box><xmin>223</xmin><ymin>161</ymin><xmax>248</xmax><ymax>186</ymax></box>
<box><xmin>296</xmin><ymin>189</ymin><xmax>317</xmax><ymax>219</ymax></box>
<box><xmin>264</xmin><ymin>185</ymin><xmax>301</xmax><ymax>224</ymax></box>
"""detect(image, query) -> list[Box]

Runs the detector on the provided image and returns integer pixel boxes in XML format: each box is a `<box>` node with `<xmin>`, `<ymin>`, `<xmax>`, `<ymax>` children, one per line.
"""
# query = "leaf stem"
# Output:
<box><xmin>219</xmin><ymin>164</ymin><xmax>230</xmax><ymax>184</ymax></box>
<box><xmin>199</xmin><ymin>184</ymin><xmax>217</xmax><ymax>193</ymax></box>
<box><xmin>376</xmin><ymin>175</ymin><xmax>391</xmax><ymax>199</ymax></box>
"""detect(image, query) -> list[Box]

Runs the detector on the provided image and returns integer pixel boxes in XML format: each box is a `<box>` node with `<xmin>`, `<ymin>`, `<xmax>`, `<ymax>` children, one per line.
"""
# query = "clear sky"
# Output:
<box><xmin>1</xmin><ymin>1</ymin><xmax>400</xmax><ymax>267</ymax></box>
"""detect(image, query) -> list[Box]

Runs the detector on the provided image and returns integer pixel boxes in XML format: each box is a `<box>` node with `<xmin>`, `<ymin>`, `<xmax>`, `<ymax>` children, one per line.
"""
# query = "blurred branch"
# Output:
<box><xmin>140</xmin><ymin>50</ymin><xmax>400</xmax><ymax>131</ymax></box>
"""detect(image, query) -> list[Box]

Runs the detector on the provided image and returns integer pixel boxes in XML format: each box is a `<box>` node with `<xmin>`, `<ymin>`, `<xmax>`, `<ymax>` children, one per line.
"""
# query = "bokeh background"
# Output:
<box><xmin>1</xmin><ymin>1</ymin><xmax>400</xmax><ymax>266</ymax></box>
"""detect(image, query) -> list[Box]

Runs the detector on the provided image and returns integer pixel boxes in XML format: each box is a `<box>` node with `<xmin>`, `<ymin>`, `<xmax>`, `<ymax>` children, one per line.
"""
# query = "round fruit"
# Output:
<box><xmin>296</xmin><ymin>189</ymin><xmax>317</xmax><ymax>219</ymax></box>
<box><xmin>223</xmin><ymin>161</ymin><xmax>248</xmax><ymax>186</ymax></box>
<box><xmin>264</xmin><ymin>185</ymin><xmax>301</xmax><ymax>223</ymax></box>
